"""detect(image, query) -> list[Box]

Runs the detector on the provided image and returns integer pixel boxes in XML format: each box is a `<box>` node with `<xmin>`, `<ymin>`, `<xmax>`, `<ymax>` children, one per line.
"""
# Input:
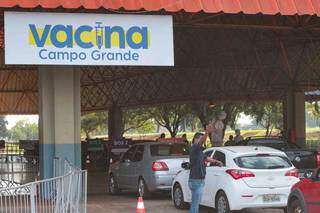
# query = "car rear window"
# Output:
<box><xmin>234</xmin><ymin>155</ymin><xmax>292</xmax><ymax>169</ymax></box>
<box><xmin>150</xmin><ymin>144</ymin><xmax>189</xmax><ymax>156</ymax></box>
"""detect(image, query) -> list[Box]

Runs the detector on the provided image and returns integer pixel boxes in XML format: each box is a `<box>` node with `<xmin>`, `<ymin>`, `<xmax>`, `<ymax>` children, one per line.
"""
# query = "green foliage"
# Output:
<box><xmin>136</xmin><ymin>119</ymin><xmax>156</xmax><ymax>134</ymax></box>
<box><xmin>306</xmin><ymin>102</ymin><xmax>320</xmax><ymax>127</ymax></box>
<box><xmin>0</xmin><ymin>116</ymin><xmax>8</xmax><ymax>139</ymax></box>
<box><xmin>122</xmin><ymin>108</ymin><xmax>155</xmax><ymax>134</ymax></box>
<box><xmin>190</xmin><ymin>102</ymin><xmax>245</xmax><ymax>140</ymax></box>
<box><xmin>244</xmin><ymin>102</ymin><xmax>283</xmax><ymax>136</ymax></box>
<box><xmin>149</xmin><ymin>104</ymin><xmax>191</xmax><ymax>137</ymax></box>
<box><xmin>8</xmin><ymin>119</ymin><xmax>38</xmax><ymax>141</ymax></box>
<box><xmin>81</xmin><ymin>112</ymin><xmax>107</xmax><ymax>139</ymax></box>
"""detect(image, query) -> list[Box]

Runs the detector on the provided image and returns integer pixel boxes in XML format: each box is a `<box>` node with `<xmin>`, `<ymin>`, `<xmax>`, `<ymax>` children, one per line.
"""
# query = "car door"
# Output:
<box><xmin>118</xmin><ymin>146</ymin><xmax>136</xmax><ymax>187</ymax></box>
<box><xmin>202</xmin><ymin>150</ymin><xmax>227</xmax><ymax>207</ymax></box>
<box><xmin>126</xmin><ymin>145</ymin><xmax>145</xmax><ymax>189</ymax></box>
<box><xmin>306</xmin><ymin>169</ymin><xmax>320</xmax><ymax>212</ymax></box>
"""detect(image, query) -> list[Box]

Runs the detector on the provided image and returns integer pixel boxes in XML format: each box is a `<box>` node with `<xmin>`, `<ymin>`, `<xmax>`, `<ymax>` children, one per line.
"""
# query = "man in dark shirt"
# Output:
<box><xmin>189</xmin><ymin>125</ymin><xmax>223</xmax><ymax>213</ymax></box>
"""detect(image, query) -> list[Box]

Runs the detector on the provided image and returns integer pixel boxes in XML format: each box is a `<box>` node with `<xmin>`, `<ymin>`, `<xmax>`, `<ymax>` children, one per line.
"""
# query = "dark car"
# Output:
<box><xmin>236</xmin><ymin>137</ymin><xmax>320</xmax><ymax>178</ymax></box>
<box><xmin>287</xmin><ymin>168</ymin><xmax>320</xmax><ymax>213</ymax></box>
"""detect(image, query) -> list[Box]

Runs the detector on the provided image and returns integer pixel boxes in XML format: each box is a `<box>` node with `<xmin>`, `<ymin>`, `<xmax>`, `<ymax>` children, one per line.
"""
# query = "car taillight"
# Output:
<box><xmin>152</xmin><ymin>162</ymin><xmax>169</xmax><ymax>171</ymax></box>
<box><xmin>226</xmin><ymin>169</ymin><xmax>255</xmax><ymax>180</ymax></box>
<box><xmin>285</xmin><ymin>169</ymin><xmax>299</xmax><ymax>178</ymax></box>
<box><xmin>317</xmin><ymin>152</ymin><xmax>320</xmax><ymax>167</ymax></box>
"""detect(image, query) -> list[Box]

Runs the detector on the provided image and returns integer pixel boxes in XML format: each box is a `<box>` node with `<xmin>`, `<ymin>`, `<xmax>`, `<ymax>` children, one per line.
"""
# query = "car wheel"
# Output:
<box><xmin>108</xmin><ymin>174</ymin><xmax>119</xmax><ymax>195</ymax></box>
<box><xmin>216</xmin><ymin>191</ymin><xmax>231</xmax><ymax>213</ymax></box>
<box><xmin>138</xmin><ymin>178</ymin><xmax>150</xmax><ymax>198</ymax></box>
<box><xmin>173</xmin><ymin>184</ymin><xmax>189</xmax><ymax>209</ymax></box>
<box><xmin>288</xmin><ymin>198</ymin><xmax>305</xmax><ymax>213</ymax></box>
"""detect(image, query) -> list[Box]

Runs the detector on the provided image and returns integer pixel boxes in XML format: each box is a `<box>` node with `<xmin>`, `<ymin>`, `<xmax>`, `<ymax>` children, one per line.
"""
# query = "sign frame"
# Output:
<box><xmin>4</xmin><ymin>11</ymin><xmax>174</xmax><ymax>66</ymax></box>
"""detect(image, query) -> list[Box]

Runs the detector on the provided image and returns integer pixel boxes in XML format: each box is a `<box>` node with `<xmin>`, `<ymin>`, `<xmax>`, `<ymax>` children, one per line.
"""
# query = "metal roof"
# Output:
<box><xmin>0</xmin><ymin>0</ymin><xmax>320</xmax><ymax>16</ymax></box>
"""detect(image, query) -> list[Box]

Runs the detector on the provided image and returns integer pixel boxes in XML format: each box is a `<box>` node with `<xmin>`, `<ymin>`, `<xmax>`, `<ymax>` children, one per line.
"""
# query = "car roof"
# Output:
<box><xmin>133</xmin><ymin>141</ymin><xmax>186</xmax><ymax>146</ymax></box>
<box><xmin>246</xmin><ymin>137</ymin><xmax>285</xmax><ymax>142</ymax></box>
<box><xmin>205</xmin><ymin>146</ymin><xmax>286</xmax><ymax>156</ymax></box>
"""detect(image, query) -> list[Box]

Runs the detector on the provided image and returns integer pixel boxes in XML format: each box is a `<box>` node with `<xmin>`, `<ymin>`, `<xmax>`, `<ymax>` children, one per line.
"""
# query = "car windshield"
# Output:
<box><xmin>150</xmin><ymin>144</ymin><xmax>189</xmax><ymax>156</ymax></box>
<box><xmin>234</xmin><ymin>155</ymin><xmax>292</xmax><ymax>169</ymax></box>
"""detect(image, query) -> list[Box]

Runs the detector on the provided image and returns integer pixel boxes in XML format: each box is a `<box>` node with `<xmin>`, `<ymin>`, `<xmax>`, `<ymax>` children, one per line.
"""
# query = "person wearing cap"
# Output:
<box><xmin>188</xmin><ymin>124</ymin><xmax>223</xmax><ymax>213</ymax></box>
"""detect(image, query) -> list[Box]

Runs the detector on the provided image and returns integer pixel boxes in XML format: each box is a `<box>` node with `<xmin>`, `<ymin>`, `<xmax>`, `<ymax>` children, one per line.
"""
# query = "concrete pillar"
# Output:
<box><xmin>38</xmin><ymin>66</ymin><xmax>81</xmax><ymax>179</ymax></box>
<box><xmin>283</xmin><ymin>90</ymin><xmax>306</xmax><ymax>147</ymax></box>
<box><xmin>108</xmin><ymin>106</ymin><xmax>123</xmax><ymax>140</ymax></box>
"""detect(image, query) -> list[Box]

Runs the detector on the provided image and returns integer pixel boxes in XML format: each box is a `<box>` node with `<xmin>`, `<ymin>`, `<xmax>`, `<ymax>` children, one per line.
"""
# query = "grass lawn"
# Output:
<box><xmin>121</xmin><ymin>128</ymin><xmax>320</xmax><ymax>142</ymax></box>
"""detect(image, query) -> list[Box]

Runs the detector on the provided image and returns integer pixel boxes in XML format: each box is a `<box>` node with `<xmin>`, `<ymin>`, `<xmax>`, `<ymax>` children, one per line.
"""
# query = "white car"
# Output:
<box><xmin>172</xmin><ymin>146</ymin><xmax>300</xmax><ymax>213</ymax></box>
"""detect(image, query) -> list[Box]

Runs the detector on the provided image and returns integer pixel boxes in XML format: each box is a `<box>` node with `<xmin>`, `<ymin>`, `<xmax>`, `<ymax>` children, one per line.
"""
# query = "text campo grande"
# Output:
<box><xmin>38</xmin><ymin>49</ymin><xmax>140</xmax><ymax>62</ymax></box>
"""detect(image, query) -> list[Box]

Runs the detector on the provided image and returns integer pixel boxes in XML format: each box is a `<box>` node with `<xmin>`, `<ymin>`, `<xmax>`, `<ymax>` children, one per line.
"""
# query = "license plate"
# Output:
<box><xmin>263</xmin><ymin>194</ymin><xmax>280</xmax><ymax>203</ymax></box>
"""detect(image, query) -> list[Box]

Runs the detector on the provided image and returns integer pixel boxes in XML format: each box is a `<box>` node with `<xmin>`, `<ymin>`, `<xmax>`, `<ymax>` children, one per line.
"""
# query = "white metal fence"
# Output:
<box><xmin>0</xmin><ymin>158</ymin><xmax>87</xmax><ymax>213</ymax></box>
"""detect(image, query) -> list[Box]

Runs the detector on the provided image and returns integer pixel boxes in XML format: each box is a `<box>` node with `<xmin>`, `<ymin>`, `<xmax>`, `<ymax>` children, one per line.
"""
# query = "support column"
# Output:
<box><xmin>108</xmin><ymin>106</ymin><xmax>123</xmax><ymax>140</ymax></box>
<box><xmin>283</xmin><ymin>90</ymin><xmax>306</xmax><ymax>147</ymax></box>
<box><xmin>38</xmin><ymin>66</ymin><xmax>81</xmax><ymax>179</ymax></box>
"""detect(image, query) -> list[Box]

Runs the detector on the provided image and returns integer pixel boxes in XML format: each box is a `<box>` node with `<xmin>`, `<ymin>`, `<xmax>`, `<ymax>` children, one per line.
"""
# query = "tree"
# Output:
<box><xmin>244</xmin><ymin>102</ymin><xmax>283</xmax><ymax>136</ymax></box>
<box><xmin>190</xmin><ymin>102</ymin><xmax>244</xmax><ymax>140</ymax></box>
<box><xmin>122</xmin><ymin>108</ymin><xmax>154</xmax><ymax>134</ymax></box>
<box><xmin>0</xmin><ymin>116</ymin><xmax>8</xmax><ymax>139</ymax></box>
<box><xmin>306</xmin><ymin>102</ymin><xmax>320</xmax><ymax>127</ymax></box>
<box><xmin>136</xmin><ymin>119</ymin><xmax>156</xmax><ymax>134</ymax></box>
<box><xmin>149</xmin><ymin>104</ymin><xmax>190</xmax><ymax>137</ymax></box>
<box><xmin>81</xmin><ymin>112</ymin><xmax>107</xmax><ymax>139</ymax></box>
<box><xmin>9</xmin><ymin>119</ymin><xmax>38</xmax><ymax>141</ymax></box>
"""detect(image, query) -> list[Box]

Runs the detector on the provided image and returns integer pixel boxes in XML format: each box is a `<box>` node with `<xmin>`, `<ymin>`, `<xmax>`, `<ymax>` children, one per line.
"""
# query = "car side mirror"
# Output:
<box><xmin>311</xmin><ymin>168</ymin><xmax>320</xmax><ymax>181</ymax></box>
<box><xmin>123</xmin><ymin>159</ymin><xmax>131</xmax><ymax>163</ymax></box>
<box><xmin>181</xmin><ymin>162</ymin><xmax>190</xmax><ymax>170</ymax></box>
<box><xmin>304</xmin><ymin>171</ymin><xmax>313</xmax><ymax>179</ymax></box>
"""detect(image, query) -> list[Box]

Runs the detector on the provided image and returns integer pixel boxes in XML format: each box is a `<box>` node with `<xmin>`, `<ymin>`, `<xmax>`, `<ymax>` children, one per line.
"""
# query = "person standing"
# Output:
<box><xmin>156</xmin><ymin>133</ymin><xmax>165</xmax><ymax>141</ymax></box>
<box><xmin>210</xmin><ymin>111</ymin><xmax>227</xmax><ymax>147</ymax></box>
<box><xmin>234</xmin><ymin>129</ymin><xmax>244</xmax><ymax>143</ymax></box>
<box><xmin>189</xmin><ymin>125</ymin><xmax>223</xmax><ymax>213</ymax></box>
<box><xmin>224</xmin><ymin>135</ymin><xmax>235</xmax><ymax>146</ymax></box>
<box><xmin>181</xmin><ymin>133</ymin><xmax>189</xmax><ymax>144</ymax></box>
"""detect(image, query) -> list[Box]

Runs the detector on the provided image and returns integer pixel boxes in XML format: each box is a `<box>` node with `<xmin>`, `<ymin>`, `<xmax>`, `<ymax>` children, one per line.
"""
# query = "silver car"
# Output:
<box><xmin>108</xmin><ymin>142</ymin><xmax>189</xmax><ymax>197</ymax></box>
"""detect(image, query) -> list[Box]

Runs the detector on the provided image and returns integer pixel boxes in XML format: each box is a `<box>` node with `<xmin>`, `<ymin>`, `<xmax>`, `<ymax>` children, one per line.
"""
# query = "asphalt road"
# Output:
<box><xmin>87</xmin><ymin>192</ymin><xmax>285</xmax><ymax>213</ymax></box>
<box><xmin>87</xmin><ymin>172</ymin><xmax>284</xmax><ymax>213</ymax></box>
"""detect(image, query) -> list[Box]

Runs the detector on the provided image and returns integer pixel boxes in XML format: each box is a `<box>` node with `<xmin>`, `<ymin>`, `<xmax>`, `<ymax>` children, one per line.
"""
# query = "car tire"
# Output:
<box><xmin>138</xmin><ymin>178</ymin><xmax>150</xmax><ymax>198</ymax></box>
<box><xmin>216</xmin><ymin>191</ymin><xmax>232</xmax><ymax>213</ymax></box>
<box><xmin>288</xmin><ymin>198</ymin><xmax>306</xmax><ymax>213</ymax></box>
<box><xmin>108</xmin><ymin>174</ymin><xmax>120</xmax><ymax>195</ymax></box>
<box><xmin>173</xmin><ymin>183</ymin><xmax>189</xmax><ymax>209</ymax></box>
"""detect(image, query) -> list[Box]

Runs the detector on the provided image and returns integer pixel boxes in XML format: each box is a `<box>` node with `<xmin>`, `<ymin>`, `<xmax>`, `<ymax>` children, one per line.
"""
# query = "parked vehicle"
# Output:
<box><xmin>287</xmin><ymin>168</ymin><xmax>320</xmax><ymax>213</ymax></box>
<box><xmin>172</xmin><ymin>146</ymin><xmax>300</xmax><ymax>213</ymax></box>
<box><xmin>108</xmin><ymin>141</ymin><xmax>189</xmax><ymax>197</ymax></box>
<box><xmin>236</xmin><ymin>137</ymin><xmax>320</xmax><ymax>178</ymax></box>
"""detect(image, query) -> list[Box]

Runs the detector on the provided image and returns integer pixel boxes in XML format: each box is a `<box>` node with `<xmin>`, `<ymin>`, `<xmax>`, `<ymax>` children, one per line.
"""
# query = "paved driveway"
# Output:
<box><xmin>87</xmin><ymin>193</ymin><xmax>285</xmax><ymax>213</ymax></box>
<box><xmin>87</xmin><ymin>172</ymin><xmax>284</xmax><ymax>213</ymax></box>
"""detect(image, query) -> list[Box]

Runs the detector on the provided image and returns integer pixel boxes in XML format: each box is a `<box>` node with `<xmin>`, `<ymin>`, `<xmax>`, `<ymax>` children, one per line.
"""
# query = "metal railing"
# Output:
<box><xmin>0</xmin><ymin>158</ymin><xmax>87</xmax><ymax>213</ymax></box>
<box><xmin>0</xmin><ymin>141</ymin><xmax>39</xmax><ymax>185</ymax></box>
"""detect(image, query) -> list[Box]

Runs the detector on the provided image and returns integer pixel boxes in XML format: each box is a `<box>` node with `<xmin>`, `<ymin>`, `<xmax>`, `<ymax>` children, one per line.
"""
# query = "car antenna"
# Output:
<box><xmin>254</xmin><ymin>147</ymin><xmax>258</xmax><ymax>151</ymax></box>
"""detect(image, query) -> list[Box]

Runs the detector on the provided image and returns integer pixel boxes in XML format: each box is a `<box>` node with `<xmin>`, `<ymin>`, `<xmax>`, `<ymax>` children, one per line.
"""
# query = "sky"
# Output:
<box><xmin>6</xmin><ymin>115</ymin><xmax>39</xmax><ymax>129</ymax></box>
<box><xmin>237</xmin><ymin>113</ymin><xmax>254</xmax><ymax>125</ymax></box>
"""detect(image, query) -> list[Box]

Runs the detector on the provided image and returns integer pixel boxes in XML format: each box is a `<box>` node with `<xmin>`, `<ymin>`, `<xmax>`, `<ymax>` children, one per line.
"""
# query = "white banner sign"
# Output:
<box><xmin>4</xmin><ymin>12</ymin><xmax>174</xmax><ymax>66</ymax></box>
